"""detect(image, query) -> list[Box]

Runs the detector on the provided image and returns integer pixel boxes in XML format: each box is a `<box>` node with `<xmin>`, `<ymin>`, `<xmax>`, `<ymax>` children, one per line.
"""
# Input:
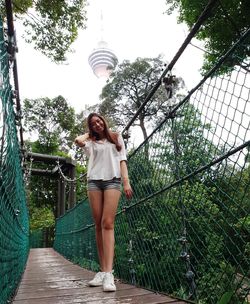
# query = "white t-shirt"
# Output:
<box><xmin>83</xmin><ymin>133</ymin><xmax>127</xmax><ymax>180</ymax></box>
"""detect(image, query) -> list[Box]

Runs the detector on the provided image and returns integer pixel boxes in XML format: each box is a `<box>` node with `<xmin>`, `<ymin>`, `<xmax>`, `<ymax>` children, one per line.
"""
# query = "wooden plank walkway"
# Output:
<box><xmin>12</xmin><ymin>248</ymin><xmax>188</xmax><ymax>304</ymax></box>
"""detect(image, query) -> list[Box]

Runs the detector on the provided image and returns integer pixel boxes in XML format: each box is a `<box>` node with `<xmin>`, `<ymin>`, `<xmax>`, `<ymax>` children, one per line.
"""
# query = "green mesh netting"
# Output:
<box><xmin>0</xmin><ymin>20</ymin><xmax>29</xmax><ymax>304</ymax></box>
<box><xmin>54</xmin><ymin>27</ymin><xmax>250</xmax><ymax>303</ymax></box>
<box><xmin>54</xmin><ymin>198</ymin><xmax>99</xmax><ymax>270</ymax></box>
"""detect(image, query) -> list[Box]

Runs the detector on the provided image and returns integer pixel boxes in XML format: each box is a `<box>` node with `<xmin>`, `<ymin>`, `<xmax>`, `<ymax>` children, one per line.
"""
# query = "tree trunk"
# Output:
<box><xmin>139</xmin><ymin>117</ymin><xmax>148</xmax><ymax>141</ymax></box>
<box><xmin>139</xmin><ymin>117</ymin><xmax>149</xmax><ymax>161</ymax></box>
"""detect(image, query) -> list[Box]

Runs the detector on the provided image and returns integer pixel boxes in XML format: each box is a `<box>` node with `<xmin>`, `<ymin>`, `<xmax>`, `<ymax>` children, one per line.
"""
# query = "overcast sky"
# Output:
<box><xmin>15</xmin><ymin>0</ymin><xmax>205</xmax><ymax>114</ymax></box>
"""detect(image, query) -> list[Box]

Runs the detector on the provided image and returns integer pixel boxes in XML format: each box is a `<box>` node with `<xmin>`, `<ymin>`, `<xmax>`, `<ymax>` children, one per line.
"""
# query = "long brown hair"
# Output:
<box><xmin>87</xmin><ymin>113</ymin><xmax>121</xmax><ymax>151</ymax></box>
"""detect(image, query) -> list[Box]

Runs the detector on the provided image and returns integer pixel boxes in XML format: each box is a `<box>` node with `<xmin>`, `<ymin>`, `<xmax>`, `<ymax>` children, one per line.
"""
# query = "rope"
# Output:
<box><xmin>122</xmin><ymin>0</ymin><xmax>220</xmax><ymax>135</ymax></box>
<box><xmin>54</xmin><ymin>6</ymin><xmax>250</xmax><ymax>304</ymax></box>
<box><xmin>0</xmin><ymin>16</ymin><xmax>29</xmax><ymax>303</ymax></box>
<box><xmin>0</xmin><ymin>1</ymin><xmax>249</xmax><ymax>303</ymax></box>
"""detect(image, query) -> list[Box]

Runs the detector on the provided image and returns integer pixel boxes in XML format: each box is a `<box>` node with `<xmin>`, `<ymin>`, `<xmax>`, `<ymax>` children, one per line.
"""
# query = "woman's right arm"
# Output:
<box><xmin>120</xmin><ymin>160</ymin><xmax>133</xmax><ymax>199</ymax></box>
<box><xmin>75</xmin><ymin>133</ymin><xmax>89</xmax><ymax>147</ymax></box>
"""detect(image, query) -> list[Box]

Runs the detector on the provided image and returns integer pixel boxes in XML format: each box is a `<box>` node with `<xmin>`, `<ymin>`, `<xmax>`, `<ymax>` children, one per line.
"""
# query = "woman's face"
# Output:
<box><xmin>90</xmin><ymin>116</ymin><xmax>105</xmax><ymax>134</ymax></box>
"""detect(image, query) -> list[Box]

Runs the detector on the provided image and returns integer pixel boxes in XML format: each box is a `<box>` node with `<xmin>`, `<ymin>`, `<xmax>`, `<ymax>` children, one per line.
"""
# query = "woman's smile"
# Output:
<box><xmin>91</xmin><ymin>117</ymin><xmax>104</xmax><ymax>133</ymax></box>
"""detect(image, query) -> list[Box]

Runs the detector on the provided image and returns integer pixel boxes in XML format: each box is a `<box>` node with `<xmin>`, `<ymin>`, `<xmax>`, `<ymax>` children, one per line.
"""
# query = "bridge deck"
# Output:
<box><xmin>12</xmin><ymin>248</ymin><xmax>188</xmax><ymax>304</ymax></box>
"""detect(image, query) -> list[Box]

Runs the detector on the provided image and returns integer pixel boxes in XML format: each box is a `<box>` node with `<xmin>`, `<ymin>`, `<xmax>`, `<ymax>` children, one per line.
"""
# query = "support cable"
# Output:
<box><xmin>5</xmin><ymin>0</ymin><xmax>24</xmax><ymax>148</ymax></box>
<box><xmin>122</xmin><ymin>0</ymin><xmax>219</xmax><ymax>136</ymax></box>
<box><xmin>128</xmin><ymin>27</ymin><xmax>250</xmax><ymax>160</ymax></box>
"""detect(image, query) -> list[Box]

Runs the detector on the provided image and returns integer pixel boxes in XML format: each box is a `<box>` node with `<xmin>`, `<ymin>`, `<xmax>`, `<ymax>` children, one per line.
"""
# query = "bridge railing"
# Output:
<box><xmin>0</xmin><ymin>19</ymin><xmax>29</xmax><ymax>304</ymax></box>
<box><xmin>54</xmin><ymin>8</ymin><xmax>250</xmax><ymax>303</ymax></box>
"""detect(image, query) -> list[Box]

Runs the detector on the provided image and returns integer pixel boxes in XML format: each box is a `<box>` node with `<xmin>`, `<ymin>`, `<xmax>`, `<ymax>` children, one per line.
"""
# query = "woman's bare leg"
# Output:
<box><xmin>102</xmin><ymin>189</ymin><xmax>121</xmax><ymax>272</ymax></box>
<box><xmin>88</xmin><ymin>190</ymin><xmax>105</xmax><ymax>271</ymax></box>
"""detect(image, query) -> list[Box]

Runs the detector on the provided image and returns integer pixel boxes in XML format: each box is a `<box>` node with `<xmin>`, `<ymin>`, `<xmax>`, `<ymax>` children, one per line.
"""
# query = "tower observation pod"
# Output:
<box><xmin>88</xmin><ymin>40</ymin><xmax>118</xmax><ymax>78</ymax></box>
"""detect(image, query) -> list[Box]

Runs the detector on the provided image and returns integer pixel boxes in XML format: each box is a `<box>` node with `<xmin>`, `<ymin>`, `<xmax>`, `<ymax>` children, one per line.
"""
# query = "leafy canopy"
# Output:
<box><xmin>23</xmin><ymin>95</ymin><xmax>76</xmax><ymax>153</ymax></box>
<box><xmin>99</xmin><ymin>55</ymin><xmax>185</xmax><ymax>140</ymax></box>
<box><xmin>165</xmin><ymin>0</ymin><xmax>250</xmax><ymax>73</ymax></box>
<box><xmin>0</xmin><ymin>0</ymin><xmax>88</xmax><ymax>62</ymax></box>
<box><xmin>23</xmin><ymin>95</ymin><xmax>87</xmax><ymax>231</ymax></box>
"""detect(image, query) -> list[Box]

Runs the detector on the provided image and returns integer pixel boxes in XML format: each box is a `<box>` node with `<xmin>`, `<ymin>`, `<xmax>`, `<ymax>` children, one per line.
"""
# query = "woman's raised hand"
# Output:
<box><xmin>75</xmin><ymin>133</ymin><xmax>89</xmax><ymax>147</ymax></box>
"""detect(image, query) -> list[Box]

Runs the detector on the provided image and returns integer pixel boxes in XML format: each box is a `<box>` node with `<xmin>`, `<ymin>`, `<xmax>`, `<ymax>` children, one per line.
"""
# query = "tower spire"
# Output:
<box><xmin>88</xmin><ymin>2</ymin><xmax>118</xmax><ymax>78</ymax></box>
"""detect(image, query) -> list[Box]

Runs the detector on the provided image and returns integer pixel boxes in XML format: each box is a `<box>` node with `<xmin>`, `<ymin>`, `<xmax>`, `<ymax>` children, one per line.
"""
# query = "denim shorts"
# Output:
<box><xmin>87</xmin><ymin>177</ymin><xmax>121</xmax><ymax>191</ymax></box>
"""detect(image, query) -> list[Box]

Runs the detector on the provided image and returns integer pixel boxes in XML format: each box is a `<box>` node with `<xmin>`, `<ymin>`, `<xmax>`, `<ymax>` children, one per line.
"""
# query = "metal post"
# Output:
<box><xmin>57</xmin><ymin>178</ymin><xmax>65</xmax><ymax>217</ymax></box>
<box><xmin>59</xmin><ymin>179</ymin><xmax>65</xmax><ymax>216</ymax></box>
<box><xmin>57</xmin><ymin>180</ymin><xmax>61</xmax><ymax>218</ymax></box>
<box><xmin>68</xmin><ymin>164</ymin><xmax>76</xmax><ymax>209</ymax></box>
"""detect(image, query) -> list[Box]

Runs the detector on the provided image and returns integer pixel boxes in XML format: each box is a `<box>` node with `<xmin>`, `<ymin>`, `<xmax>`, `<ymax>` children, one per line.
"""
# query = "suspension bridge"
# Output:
<box><xmin>0</xmin><ymin>0</ymin><xmax>249</xmax><ymax>303</ymax></box>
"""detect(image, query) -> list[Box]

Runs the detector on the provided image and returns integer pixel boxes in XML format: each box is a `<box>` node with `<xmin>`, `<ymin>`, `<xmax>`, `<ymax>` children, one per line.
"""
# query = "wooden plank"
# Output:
<box><xmin>12</xmin><ymin>248</ymin><xmax>187</xmax><ymax>304</ymax></box>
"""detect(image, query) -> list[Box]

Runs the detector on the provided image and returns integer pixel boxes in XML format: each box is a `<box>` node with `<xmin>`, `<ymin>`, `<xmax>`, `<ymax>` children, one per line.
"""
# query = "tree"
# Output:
<box><xmin>23</xmin><ymin>95</ymin><xmax>76</xmax><ymax>153</ymax></box>
<box><xmin>156</xmin><ymin>103</ymin><xmax>220</xmax><ymax>177</ymax></box>
<box><xmin>115</xmin><ymin>102</ymin><xmax>248</xmax><ymax>303</ymax></box>
<box><xmin>165</xmin><ymin>0</ymin><xmax>250</xmax><ymax>73</ymax></box>
<box><xmin>99</xmin><ymin>55</ymin><xmax>185</xmax><ymax>141</ymax></box>
<box><xmin>23</xmin><ymin>96</ymin><xmax>87</xmax><ymax>234</ymax></box>
<box><xmin>0</xmin><ymin>0</ymin><xmax>87</xmax><ymax>62</ymax></box>
<box><xmin>209</xmin><ymin>163</ymin><xmax>250</xmax><ymax>271</ymax></box>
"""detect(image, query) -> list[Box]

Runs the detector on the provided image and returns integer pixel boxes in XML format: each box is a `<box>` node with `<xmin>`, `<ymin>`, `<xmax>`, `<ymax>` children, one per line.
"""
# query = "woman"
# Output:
<box><xmin>75</xmin><ymin>113</ymin><xmax>133</xmax><ymax>292</ymax></box>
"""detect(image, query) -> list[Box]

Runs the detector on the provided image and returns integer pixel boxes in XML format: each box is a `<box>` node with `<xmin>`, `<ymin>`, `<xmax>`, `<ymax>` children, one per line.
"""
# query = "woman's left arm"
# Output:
<box><xmin>120</xmin><ymin>160</ymin><xmax>133</xmax><ymax>199</ymax></box>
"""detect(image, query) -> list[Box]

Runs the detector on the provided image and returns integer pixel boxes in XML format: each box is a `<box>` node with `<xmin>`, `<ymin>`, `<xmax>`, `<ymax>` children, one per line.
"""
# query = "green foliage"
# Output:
<box><xmin>27</xmin><ymin>173</ymin><xmax>58</xmax><ymax>210</ymax></box>
<box><xmin>117</xmin><ymin>156</ymin><xmax>249</xmax><ymax>303</ymax></box>
<box><xmin>54</xmin><ymin>130</ymin><xmax>250</xmax><ymax>304</ymax></box>
<box><xmin>0</xmin><ymin>0</ymin><xmax>32</xmax><ymax>16</ymax></box>
<box><xmin>127</xmin><ymin>147</ymin><xmax>158</xmax><ymax>202</ymax></box>
<box><xmin>29</xmin><ymin>206</ymin><xmax>55</xmax><ymax>231</ymax></box>
<box><xmin>165</xmin><ymin>0</ymin><xmax>250</xmax><ymax>73</ymax></box>
<box><xmin>149</xmin><ymin>103</ymin><xmax>219</xmax><ymax>182</ymax></box>
<box><xmin>210</xmin><ymin>165</ymin><xmax>250</xmax><ymax>275</ymax></box>
<box><xmin>75</xmin><ymin>162</ymin><xmax>88</xmax><ymax>201</ymax></box>
<box><xmin>115</xmin><ymin>101</ymin><xmax>249</xmax><ymax>303</ymax></box>
<box><xmin>23</xmin><ymin>95</ymin><xmax>76</xmax><ymax>153</ymax></box>
<box><xmin>72</xmin><ymin>257</ymin><xmax>99</xmax><ymax>272</ymax></box>
<box><xmin>217</xmin><ymin>291</ymin><xmax>234</xmax><ymax>304</ymax></box>
<box><xmin>23</xmin><ymin>95</ymin><xmax>87</xmax><ymax>242</ymax></box>
<box><xmin>0</xmin><ymin>0</ymin><xmax>88</xmax><ymax>62</ymax></box>
<box><xmin>99</xmin><ymin>55</ymin><xmax>185</xmax><ymax>140</ymax></box>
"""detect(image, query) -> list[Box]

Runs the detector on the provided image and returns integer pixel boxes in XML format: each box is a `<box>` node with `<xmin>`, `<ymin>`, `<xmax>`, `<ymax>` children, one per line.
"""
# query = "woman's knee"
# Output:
<box><xmin>102</xmin><ymin>218</ymin><xmax>114</xmax><ymax>230</ymax></box>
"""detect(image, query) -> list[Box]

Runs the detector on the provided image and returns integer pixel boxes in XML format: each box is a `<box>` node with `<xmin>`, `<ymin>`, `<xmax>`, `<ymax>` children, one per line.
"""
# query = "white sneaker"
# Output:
<box><xmin>103</xmin><ymin>271</ymin><xmax>116</xmax><ymax>292</ymax></box>
<box><xmin>88</xmin><ymin>272</ymin><xmax>105</xmax><ymax>286</ymax></box>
